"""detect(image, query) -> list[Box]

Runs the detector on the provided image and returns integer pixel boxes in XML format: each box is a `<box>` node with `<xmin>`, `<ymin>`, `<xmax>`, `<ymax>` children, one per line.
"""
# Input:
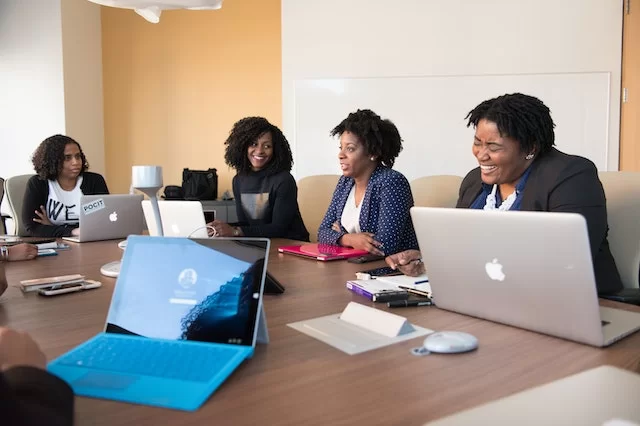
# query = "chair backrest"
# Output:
<box><xmin>598</xmin><ymin>171</ymin><xmax>640</xmax><ymax>289</ymax></box>
<box><xmin>4</xmin><ymin>174</ymin><xmax>34</xmax><ymax>236</ymax></box>
<box><xmin>0</xmin><ymin>177</ymin><xmax>5</xmax><ymax>234</ymax></box>
<box><xmin>297</xmin><ymin>174</ymin><xmax>341</xmax><ymax>242</ymax></box>
<box><xmin>410</xmin><ymin>175</ymin><xmax>463</xmax><ymax>208</ymax></box>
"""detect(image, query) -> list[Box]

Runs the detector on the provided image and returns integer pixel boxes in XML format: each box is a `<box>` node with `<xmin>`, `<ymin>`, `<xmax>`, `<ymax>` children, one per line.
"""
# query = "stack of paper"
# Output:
<box><xmin>374</xmin><ymin>274</ymin><xmax>431</xmax><ymax>292</ymax></box>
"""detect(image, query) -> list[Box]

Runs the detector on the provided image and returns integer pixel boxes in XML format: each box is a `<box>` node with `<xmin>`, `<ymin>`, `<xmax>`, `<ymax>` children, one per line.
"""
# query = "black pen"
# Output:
<box><xmin>387</xmin><ymin>299</ymin><xmax>433</xmax><ymax>308</ymax></box>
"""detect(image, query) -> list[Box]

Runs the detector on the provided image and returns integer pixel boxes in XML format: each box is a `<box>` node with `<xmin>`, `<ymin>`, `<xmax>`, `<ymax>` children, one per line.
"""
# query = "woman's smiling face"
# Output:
<box><xmin>472</xmin><ymin>119</ymin><xmax>532</xmax><ymax>187</ymax></box>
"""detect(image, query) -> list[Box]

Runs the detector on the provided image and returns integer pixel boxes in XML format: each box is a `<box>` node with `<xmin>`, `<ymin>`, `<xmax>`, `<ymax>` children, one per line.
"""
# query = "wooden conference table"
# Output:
<box><xmin>2</xmin><ymin>239</ymin><xmax>640</xmax><ymax>426</ymax></box>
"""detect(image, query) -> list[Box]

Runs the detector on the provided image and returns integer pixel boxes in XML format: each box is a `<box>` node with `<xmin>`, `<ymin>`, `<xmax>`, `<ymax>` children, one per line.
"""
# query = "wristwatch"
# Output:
<box><xmin>233</xmin><ymin>227</ymin><xmax>241</xmax><ymax>237</ymax></box>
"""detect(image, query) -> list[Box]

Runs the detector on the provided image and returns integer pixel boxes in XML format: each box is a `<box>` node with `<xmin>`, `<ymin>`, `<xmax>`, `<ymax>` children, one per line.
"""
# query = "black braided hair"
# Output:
<box><xmin>465</xmin><ymin>93</ymin><xmax>555</xmax><ymax>157</ymax></box>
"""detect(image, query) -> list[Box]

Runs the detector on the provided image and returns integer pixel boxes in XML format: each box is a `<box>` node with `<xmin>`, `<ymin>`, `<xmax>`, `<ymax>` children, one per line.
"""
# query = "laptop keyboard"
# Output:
<box><xmin>56</xmin><ymin>335</ymin><xmax>244</xmax><ymax>382</ymax></box>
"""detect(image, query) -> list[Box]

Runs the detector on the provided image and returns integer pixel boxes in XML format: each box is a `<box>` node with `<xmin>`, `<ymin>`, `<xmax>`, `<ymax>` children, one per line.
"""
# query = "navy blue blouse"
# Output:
<box><xmin>317</xmin><ymin>166</ymin><xmax>418</xmax><ymax>255</ymax></box>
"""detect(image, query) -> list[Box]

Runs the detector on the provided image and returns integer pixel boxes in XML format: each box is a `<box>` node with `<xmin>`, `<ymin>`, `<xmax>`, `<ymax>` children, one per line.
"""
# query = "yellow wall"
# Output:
<box><xmin>101</xmin><ymin>0</ymin><xmax>282</xmax><ymax>194</ymax></box>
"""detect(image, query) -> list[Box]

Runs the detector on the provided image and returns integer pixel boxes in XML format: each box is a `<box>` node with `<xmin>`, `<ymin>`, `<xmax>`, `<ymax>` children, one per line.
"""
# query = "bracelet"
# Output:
<box><xmin>0</xmin><ymin>246</ymin><xmax>8</xmax><ymax>262</ymax></box>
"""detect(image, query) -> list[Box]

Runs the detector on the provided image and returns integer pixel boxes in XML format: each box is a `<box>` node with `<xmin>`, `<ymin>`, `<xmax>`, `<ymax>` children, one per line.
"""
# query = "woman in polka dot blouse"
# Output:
<box><xmin>317</xmin><ymin>109</ymin><xmax>418</xmax><ymax>256</ymax></box>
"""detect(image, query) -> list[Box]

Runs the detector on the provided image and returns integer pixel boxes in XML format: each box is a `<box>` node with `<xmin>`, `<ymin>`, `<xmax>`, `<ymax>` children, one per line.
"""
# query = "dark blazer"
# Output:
<box><xmin>457</xmin><ymin>148</ymin><xmax>622</xmax><ymax>295</ymax></box>
<box><xmin>23</xmin><ymin>172</ymin><xmax>109</xmax><ymax>237</ymax></box>
<box><xmin>318</xmin><ymin>166</ymin><xmax>418</xmax><ymax>256</ymax></box>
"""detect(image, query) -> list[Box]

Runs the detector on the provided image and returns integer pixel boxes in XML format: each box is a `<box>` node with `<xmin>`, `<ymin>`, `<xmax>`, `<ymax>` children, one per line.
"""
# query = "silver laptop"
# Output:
<box><xmin>410</xmin><ymin>207</ymin><xmax>640</xmax><ymax>347</ymax></box>
<box><xmin>142</xmin><ymin>200</ymin><xmax>210</xmax><ymax>238</ymax></box>
<box><xmin>426</xmin><ymin>365</ymin><xmax>640</xmax><ymax>425</ymax></box>
<box><xmin>63</xmin><ymin>194</ymin><xmax>145</xmax><ymax>243</ymax></box>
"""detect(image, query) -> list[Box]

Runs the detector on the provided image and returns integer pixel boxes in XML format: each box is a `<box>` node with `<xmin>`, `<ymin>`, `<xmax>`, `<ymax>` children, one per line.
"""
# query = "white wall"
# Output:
<box><xmin>0</xmin><ymin>0</ymin><xmax>104</xmax><ymax>232</ymax></box>
<box><xmin>0</xmin><ymin>0</ymin><xmax>66</xmax><ymax>180</ymax></box>
<box><xmin>282</xmin><ymin>0</ymin><xmax>623</xmax><ymax>180</ymax></box>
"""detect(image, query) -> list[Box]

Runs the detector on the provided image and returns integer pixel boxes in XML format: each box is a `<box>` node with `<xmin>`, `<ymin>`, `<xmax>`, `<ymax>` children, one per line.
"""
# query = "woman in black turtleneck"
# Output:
<box><xmin>207</xmin><ymin>117</ymin><xmax>309</xmax><ymax>241</ymax></box>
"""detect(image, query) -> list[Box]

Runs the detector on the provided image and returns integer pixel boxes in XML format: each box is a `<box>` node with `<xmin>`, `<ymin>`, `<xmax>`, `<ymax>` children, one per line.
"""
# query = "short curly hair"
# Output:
<box><xmin>32</xmin><ymin>134</ymin><xmax>89</xmax><ymax>180</ymax></box>
<box><xmin>331</xmin><ymin>109</ymin><xmax>403</xmax><ymax>168</ymax></box>
<box><xmin>466</xmin><ymin>93</ymin><xmax>556</xmax><ymax>157</ymax></box>
<box><xmin>224</xmin><ymin>117</ymin><xmax>293</xmax><ymax>175</ymax></box>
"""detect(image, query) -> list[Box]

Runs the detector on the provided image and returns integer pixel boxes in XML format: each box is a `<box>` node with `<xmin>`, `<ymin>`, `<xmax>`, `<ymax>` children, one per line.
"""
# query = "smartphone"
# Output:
<box><xmin>347</xmin><ymin>254</ymin><xmax>385</xmax><ymax>264</ymax></box>
<box><xmin>37</xmin><ymin>249</ymin><xmax>58</xmax><ymax>257</ymax></box>
<box><xmin>38</xmin><ymin>280</ymin><xmax>102</xmax><ymax>296</ymax></box>
<box><xmin>360</xmin><ymin>266</ymin><xmax>403</xmax><ymax>277</ymax></box>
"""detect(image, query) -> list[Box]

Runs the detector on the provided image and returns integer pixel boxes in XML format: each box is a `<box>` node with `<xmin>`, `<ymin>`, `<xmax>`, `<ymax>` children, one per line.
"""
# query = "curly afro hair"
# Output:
<box><xmin>466</xmin><ymin>93</ymin><xmax>556</xmax><ymax>158</ymax></box>
<box><xmin>224</xmin><ymin>117</ymin><xmax>293</xmax><ymax>175</ymax></box>
<box><xmin>32</xmin><ymin>134</ymin><xmax>89</xmax><ymax>180</ymax></box>
<box><xmin>330</xmin><ymin>109</ymin><xmax>403</xmax><ymax>168</ymax></box>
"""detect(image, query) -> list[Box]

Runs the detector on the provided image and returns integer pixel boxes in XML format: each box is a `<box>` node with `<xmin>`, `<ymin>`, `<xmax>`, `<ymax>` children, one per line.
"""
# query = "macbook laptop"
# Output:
<box><xmin>278</xmin><ymin>243</ymin><xmax>368</xmax><ymax>261</ymax></box>
<box><xmin>142</xmin><ymin>200</ymin><xmax>209</xmax><ymax>238</ymax></box>
<box><xmin>410</xmin><ymin>207</ymin><xmax>640</xmax><ymax>347</ymax></box>
<box><xmin>426</xmin><ymin>366</ymin><xmax>640</xmax><ymax>425</ymax></box>
<box><xmin>63</xmin><ymin>194</ymin><xmax>144</xmax><ymax>243</ymax></box>
<box><xmin>48</xmin><ymin>235</ymin><xmax>271</xmax><ymax>411</ymax></box>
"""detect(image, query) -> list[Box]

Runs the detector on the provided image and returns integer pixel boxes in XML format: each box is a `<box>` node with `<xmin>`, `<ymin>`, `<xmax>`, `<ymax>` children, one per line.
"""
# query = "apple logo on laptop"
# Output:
<box><xmin>109</xmin><ymin>212</ymin><xmax>118</xmax><ymax>222</ymax></box>
<box><xmin>485</xmin><ymin>258</ymin><xmax>505</xmax><ymax>281</ymax></box>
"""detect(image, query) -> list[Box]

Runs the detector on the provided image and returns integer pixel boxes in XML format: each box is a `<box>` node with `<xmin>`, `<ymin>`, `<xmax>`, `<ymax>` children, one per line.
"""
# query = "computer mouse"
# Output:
<box><xmin>422</xmin><ymin>331</ymin><xmax>478</xmax><ymax>354</ymax></box>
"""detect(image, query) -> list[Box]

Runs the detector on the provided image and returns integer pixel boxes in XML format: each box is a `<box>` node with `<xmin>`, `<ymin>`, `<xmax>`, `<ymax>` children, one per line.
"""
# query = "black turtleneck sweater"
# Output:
<box><xmin>232</xmin><ymin>169</ymin><xmax>309</xmax><ymax>241</ymax></box>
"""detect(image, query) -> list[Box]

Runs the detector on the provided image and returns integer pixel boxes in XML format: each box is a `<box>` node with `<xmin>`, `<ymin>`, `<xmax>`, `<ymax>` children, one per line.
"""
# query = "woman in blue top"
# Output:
<box><xmin>318</xmin><ymin>109</ymin><xmax>418</xmax><ymax>256</ymax></box>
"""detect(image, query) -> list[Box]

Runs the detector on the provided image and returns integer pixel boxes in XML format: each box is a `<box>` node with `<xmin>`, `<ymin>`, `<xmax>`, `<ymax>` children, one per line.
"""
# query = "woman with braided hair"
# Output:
<box><xmin>387</xmin><ymin>93</ymin><xmax>622</xmax><ymax>295</ymax></box>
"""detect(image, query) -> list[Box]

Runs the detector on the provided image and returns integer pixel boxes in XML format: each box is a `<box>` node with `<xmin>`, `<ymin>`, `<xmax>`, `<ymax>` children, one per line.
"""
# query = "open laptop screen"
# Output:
<box><xmin>105</xmin><ymin>236</ymin><xmax>269</xmax><ymax>347</ymax></box>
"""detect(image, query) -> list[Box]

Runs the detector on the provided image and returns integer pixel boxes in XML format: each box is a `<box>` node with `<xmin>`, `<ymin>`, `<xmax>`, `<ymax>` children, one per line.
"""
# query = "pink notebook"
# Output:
<box><xmin>278</xmin><ymin>243</ymin><xmax>369</xmax><ymax>261</ymax></box>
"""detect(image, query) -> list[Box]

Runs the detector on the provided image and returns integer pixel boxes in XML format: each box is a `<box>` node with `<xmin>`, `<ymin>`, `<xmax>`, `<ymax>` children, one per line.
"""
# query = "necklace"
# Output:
<box><xmin>483</xmin><ymin>184</ymin><xmax>517</xmax><ymax>211</ymax></box>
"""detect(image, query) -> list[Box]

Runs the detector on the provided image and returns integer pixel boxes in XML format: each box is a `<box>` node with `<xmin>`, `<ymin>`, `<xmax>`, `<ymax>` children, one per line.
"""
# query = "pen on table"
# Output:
<box><xmin>398</xmin><ymin>286</ymin><xmax>431</xmax><ymax>298</ymax></box>
<box><xmin>387</xmin><ymin>299</ymin><xmax>433</xmax><ymax>308</ymax></box>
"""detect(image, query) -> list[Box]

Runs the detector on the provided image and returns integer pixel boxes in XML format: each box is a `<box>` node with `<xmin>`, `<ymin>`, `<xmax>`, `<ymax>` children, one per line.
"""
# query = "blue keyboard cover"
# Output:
<box><xmin>55</xmin><ymin>334</ymin><xmax>247</xmax><ymax>383</ymax></box>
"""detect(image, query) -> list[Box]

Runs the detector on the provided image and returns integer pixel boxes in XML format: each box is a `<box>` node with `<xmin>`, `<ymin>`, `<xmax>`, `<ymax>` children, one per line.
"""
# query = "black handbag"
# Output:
<box><xmin>182</xmin><ymin>168</ymin><xmax>218</xmax><ymax>200</ymax></box>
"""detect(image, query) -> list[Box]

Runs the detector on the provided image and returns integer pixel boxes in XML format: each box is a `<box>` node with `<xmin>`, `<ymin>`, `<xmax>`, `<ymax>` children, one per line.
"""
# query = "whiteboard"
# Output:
<box><xmin>292</xmin><ymin>73</ymin><xmax>611</xmax><ymax>182</ymax></box>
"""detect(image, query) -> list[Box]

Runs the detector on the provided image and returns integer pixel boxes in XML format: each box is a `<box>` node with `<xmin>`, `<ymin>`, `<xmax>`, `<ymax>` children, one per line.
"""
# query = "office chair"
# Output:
<box><xmin>410</xmin><ymin>175</ymin><xmax>463</xmax><ymax>208</ymax></box>
<box><xmin>598</xmin><ymin>171</ymin><xmax>640</xmax><ymax>289</ymax></box>
<box><xmin>297</xmin><ymin>174</ymin><xmax>340</xmax><ymax>242</ymax></box>
<box><xmin>0</xmin><ymin>177</ymin><xmax>11</xmax><ymax>234</ymax></box>
<box><xmin>4</xmin><ymin>174</ymin><xmax>35</xmax><ymax>236</ymax></box>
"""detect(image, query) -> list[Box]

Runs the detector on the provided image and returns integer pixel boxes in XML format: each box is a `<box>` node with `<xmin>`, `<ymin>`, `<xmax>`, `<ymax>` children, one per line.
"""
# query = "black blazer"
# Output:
<box><xmin>457</xmin><ymin>148</ymin><xmax>622</xmax><ymax>295</ymax></box>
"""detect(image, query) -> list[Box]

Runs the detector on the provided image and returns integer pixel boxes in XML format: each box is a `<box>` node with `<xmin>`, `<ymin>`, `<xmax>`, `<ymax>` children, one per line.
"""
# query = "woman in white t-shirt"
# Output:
<box><xmin>22</xmin><ymin>135</ymin><xmax>109</xmax><ymax>237</ymax></box>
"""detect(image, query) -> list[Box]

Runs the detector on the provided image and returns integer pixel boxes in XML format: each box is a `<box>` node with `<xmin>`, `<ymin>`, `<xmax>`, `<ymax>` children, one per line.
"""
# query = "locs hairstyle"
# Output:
<box><xmin>331</xmin><ymin>109</ymin><xmax>403</xmax><ymax>168</ymax></box>
<box><xmin>32</xmin><ymin>134</ymin><xmax>89</xmax><ymax>180</ymax></box>
<box><xmin>224</xmin><ymin>117</ymin><xmax>293</xmax><ymax>175</ymax></box>
<box><xmin>465</xmin><ymin>93</ymin><xmax>556</xmax><ymax>157</ymax></box>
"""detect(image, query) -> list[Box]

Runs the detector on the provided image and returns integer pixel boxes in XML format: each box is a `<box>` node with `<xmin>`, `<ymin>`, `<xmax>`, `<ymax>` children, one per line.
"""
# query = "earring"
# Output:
<box><xmin>525</xmin><ymin>153</ymin><xmax>534</xmax><ymax>160</ymax></box>
<box><xmin>370</xmin><ymin>157</ymin><xmax>376</xmax><ymax>161</ymax></box>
